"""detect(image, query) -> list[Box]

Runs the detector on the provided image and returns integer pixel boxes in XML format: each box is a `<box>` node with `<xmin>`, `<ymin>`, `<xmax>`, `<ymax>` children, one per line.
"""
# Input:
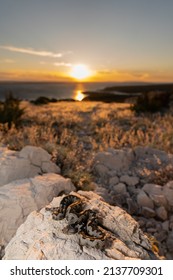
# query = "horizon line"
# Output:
<box><xmin>0</xmin><ymin>80</ymin><xmax>173</xmax><ymax>85</ymax></box>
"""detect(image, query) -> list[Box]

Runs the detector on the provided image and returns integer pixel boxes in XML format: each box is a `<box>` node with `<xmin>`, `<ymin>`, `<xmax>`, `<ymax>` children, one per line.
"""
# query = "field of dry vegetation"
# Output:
<box><xmin>1</xmin><ymin>100</ymin><xmax>173</xmax><ymax>189</ymax></box>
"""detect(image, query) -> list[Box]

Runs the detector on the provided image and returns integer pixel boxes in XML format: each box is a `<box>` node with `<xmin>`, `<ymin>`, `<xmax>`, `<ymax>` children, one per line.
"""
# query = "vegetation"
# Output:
<box><xmin>1</xmin><ymin>100</ymin><xmax>173</xmax><ymax>189</ymax></box>
<box><xmin>0</xmin><ymin>93</ymin><xmax>25</xmax><ymax>129</ymax></box>
<box><xmin>131</xmin><ymin>91</ymin><xmax>170</xmax><ymax>113</ymax></box>
<box><xmin>31</xmin><ymin>96</ymin><xmax>57</xmax><ymax>105</ymax></box>
<box><xmin>149</xmin><ymin>164</ymin><xmax>173</xmax><ymax>186</ymax></box>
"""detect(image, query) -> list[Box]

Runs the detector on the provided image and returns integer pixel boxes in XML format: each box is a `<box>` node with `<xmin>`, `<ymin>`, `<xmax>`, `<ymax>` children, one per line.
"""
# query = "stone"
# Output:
<box><xmin>162</xmin><ymin>221</ymin><xmax>169</xmax><ymax>232</ymax></box>
<box><xmin>94</xmin><ymin>164</ymin><xmax>109</xmax><ymax>178</ymax></box>
<box><xmin>0</xmin><ymin>146</ymin><xmax>60</xmax><ymax>187</ymax></box>
<box><xmin>146</xmin><ymin>220</ymin><xmax>156</xmax><ymax>228</ymax></box>
<box><xmin>19</xmin><ymin>145</ymin><xmax>51</xmax><ymax>166</ymax></box>
<box><xmin>126</xmin><ymin>198</ymin><xmax>138</xmax><ymax>215</ymax></box>
<box><xmin>113</xmin><ymin>183</ymin><xmax>127</xmax><ymax>194</ymax></box>
<box><xmin>169</xmin><ymin>216</ymin><xmax>173</xmax><ymax>230</ymax></box>
<box><xmin>137</xmin><ymin>219</ymin><xmax>146</xmax><ymax>228</ymax></box>
<box><xmin>120</xmin><ymin>175</ymin><xmax>139</xmax><ymax>186</ymax></box>
<box><xmin>109</xmin><ymin>176</ymin><xmax>119</xmax><ymax>186</ymax></box>
<box><xmin>141</xmin><ymin>207</ymin><xmax>156</xmax><ymax>218</ymax></box>
<box><xmin>149</xmin><ymin>194</ymin><xmax>167</xmax><ymax>209</ymax></box>
<box><xmin>93</xmin><ymin>148</ymin><xmax>134</xmax><ymax>172</ymax></box>
<box><xmin>134</xmin><ymin>146</ymin><xmax>173</xmax><ymax>169</ymax></box>
<box><xmin>166</xmin><ymin>231</ymin><xmax>173</xmax><ymax>252</ymax></box>
<box><xmin>156</xmin><ymin>206</ymin><xmax>168</xmax><ymax>221</ymax></box>
<box><xmin>3</xmin><ymin>191</ymin><xmax>158</xmax><ymax>260</ymax></box>
<box><xmin>137</xmin><ymin>190</ymin><xmax>154</xmax><ymax>209</ymax></box>
<box><xmin>154</xmin><ymin>231</ymin><xmax>168</xmax><ymax>242</ymax></box>
<box><xmin>163</xmin><ymin>181</ymin><xmax>173</xmax><ymax>207</ymax></box>
<box><xmin>0</xmin><ymin>173</ymin><xmax>75</xmax><ymax>247</ymax></box>
<box><xmin>142</xmin><ymin>184</ymin><xmax>163</xmax><ymax>196</ymax></box>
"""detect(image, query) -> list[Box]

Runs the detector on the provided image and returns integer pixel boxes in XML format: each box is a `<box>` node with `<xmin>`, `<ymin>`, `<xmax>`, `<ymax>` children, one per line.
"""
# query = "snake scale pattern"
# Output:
<box><xmin>47</xmin><ymin>194</ymin><xmax>109</xmax><ymax>248</ymax></box>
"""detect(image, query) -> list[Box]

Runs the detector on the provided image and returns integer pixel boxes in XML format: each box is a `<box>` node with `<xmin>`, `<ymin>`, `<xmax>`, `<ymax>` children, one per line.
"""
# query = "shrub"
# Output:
<box><xmin>149</xmin><ymin>164</ymin><xmax>173</xmax><ymax>186</ymax></box>
<box><xmin>31</xmin><ymin>96</ymin><xmax>57</xmax><ymax>105</ymax></box>
<box><xmin>131</xmin><ymin>91</ymin><xmax>170</xmax><ymax>113</ymax></box>
<box><xmin>0</xmin><ymin>92</ymin><xmax>25</xmax><ymax>129</ymax></box>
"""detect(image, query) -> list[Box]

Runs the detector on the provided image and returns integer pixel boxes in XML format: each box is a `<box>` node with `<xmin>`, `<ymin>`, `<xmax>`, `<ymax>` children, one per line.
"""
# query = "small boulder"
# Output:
<box><xmin>166</xmin><ymin>231</ymin><xmax>173</xmax><ymax>252</ymax></box>
<box><xmin>94</xmin><ymin>164</ymin><xmax>109</xmax><ymax>178</ymax></box>
<box><xmin>120</xmin><ymin>175</ymin><xmax>139</xmax><ymax>186</ymax></box>
<box><xmin>162</xmin><ymin>221</ymin><xmax>169</xmax><ymax>232</ymax></box>
<box><xmin>142</xmin><ymin>184</ymin><xmax>163</xmax><ymax>196</ymax></box>
<box><xmin>137</xmin><ymin>190</ymin><xmax>154</xmax><ymax>209</ymax></box>
<box><xmin>93</xmin><ymin>148</ymin><xmax>134</xmax><ymax>172</ymax></box>
<box><xmin>0</xmin><ymin>146</ymin><xmax>60</xmax><ymax>187</ymax></box>
<box><xmin>156</xmin><ymin>206</ymin><xmax>168</xmax><ymax>221</ymax></box>
<box><xmin>150</xmin><ymin>194</ymin><xmax>167</xmax><ymax>209</ymax></box>
<box><xmin>3</xmin><ymin>191</ymin><xmax>158</xmax><ymax>260</ymax></box>
<box><xmin>113</xmin><ymin>183</ymin><xmax>127</xmax><ymax>194</ymax></box>
<box><xmin>141</xmin><ymin>207</ymin><xmax>156</xmax><ymax>218</ymax></box>
<box><xmin>163</xmin><ymin>181</ymin><xmax>173</xmax><ymax>207</ymax></box>
<box><xmin>0</xmin><ymin>173</ymin><xmax>75</xmax><ymax>247</ymax></box>
<box><xmin>109</xmin><ymin>176</ymin><xmax>119</xmax><ymax>186</ymax></box>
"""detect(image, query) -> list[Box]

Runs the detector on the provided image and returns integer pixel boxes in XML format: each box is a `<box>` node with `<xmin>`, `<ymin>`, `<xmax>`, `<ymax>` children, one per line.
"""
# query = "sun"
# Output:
<box><xmin>70</xmin><ymin>64</ymin><xmax>91</xmax><ymax>80</ymax></box>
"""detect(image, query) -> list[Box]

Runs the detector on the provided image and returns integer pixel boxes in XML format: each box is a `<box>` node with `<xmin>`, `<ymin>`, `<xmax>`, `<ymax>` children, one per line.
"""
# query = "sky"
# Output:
<box><xmin>0</xmin><ymin>0</ymin><xmax>173</xmax><ymax>82</ymax></box>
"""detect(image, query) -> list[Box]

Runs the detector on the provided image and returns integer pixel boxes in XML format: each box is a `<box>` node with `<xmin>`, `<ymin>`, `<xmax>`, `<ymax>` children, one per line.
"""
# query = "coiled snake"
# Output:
<box><xmin>46</xmin><ymin>194</ymin><xmax>109</xmax><ymax>248</ymax></box>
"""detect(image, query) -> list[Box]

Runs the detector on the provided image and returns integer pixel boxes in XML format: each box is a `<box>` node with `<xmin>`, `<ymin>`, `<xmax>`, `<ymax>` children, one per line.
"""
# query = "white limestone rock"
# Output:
<box><xmin>149</xmin><ymin>194</ymin><xmax>167</xmax><ymax>209</ymax></box>
<box><xmin>93</xmin><ymin>146</ymin><xmax>173</xmax><ymax>185</ymax></box>
<box><xmin>137</xmin><ymin>190</ymin><xmax>154</xmax><ymax>209</ymax></box>
<box><xmin>94</xmin><ymin>148</ymin><xmax>134</xmax><ymax>172</ymax></box>
<box><xmin>3</xmin><ymin>191</ymin><xmax>158</xmax><ymax>260</ymax></box>
<box><xmin>113</xmin><ymin>183</ymin><xmax>127</xmax><ymax>194</ymax></box>
<box><xmin>156</xmin><ymin>206</ymin><xmax>168</xmax><ymax>221</ymax></box>
<box><xmin>94</xmin><ymin>164</ymin><xmax>109</xmax><ymax>178</ymax></box>
<box><xmin>0</xmin><ymin>173</ymin><xmax>75</xmax><ymax>247</ymax></box>
<box><xmin>120</xmin><ymin>175</ymin><xmax>139</xmax><ymax>186</ymax></box>
<box><xmin>142</xmin><ymin>184</ymin><xmax>163</xmax><ymax>196</ymax></box>
<box><xmin>0</xmin><ymin>146</ymin><xmax>60</xmax><ymax>187</ymax></box>
<box><xmin>134</xmin><ymin>146</ymin><xmax>173</xmax><ymax>169</ymax></box>
<box><xmin>109</xmin><ymin>176</ymin><xmax>119</xmax><ymax>186</ymax></box>
<box><xmin>163</xmin><ymin>181</ymin><xmax>173</xmax><ymax>207</ymax></box>
<box><xmin>143</xmin><ymin>182</ymin><xmax>173</xmax><ymax>208</ymax></box>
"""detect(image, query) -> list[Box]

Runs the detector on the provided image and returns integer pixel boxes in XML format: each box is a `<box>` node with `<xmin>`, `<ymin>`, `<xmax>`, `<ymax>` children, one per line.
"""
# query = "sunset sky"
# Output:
<box><xmin>0</xmin><ymin>0</ymin><xmax>173</xmax><ymax>82</ymax></box>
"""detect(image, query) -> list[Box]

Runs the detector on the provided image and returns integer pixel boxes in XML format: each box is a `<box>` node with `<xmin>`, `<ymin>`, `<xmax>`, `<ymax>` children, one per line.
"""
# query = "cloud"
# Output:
<box><xmin>4</xmin><ymin>59</ymin><xmax>15</xmax><ymax>63</ymax></box>
<box><xmin>53</xmin><ymin>62</ymin><xmax>72</xmax><ymax>67</ymax></box>
<box><xmin>97</xmin><ymin>69</ymin><xmax>112</xmax><ymax>75</ymax></box>
<box><xmin>40</xmin><ymin>61</ymin><xmax>47</xmax><ymax>65</ymax></box>
<box><xmin>0</xmin><ymin>45</ymin><xmax>62</xmax><ymax>58</ymax></box>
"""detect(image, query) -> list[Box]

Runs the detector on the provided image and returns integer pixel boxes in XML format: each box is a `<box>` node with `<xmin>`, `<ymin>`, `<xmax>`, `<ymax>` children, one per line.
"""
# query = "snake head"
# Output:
<box><xmin>66</xmin><ymin>213</ymin><xmax>78</xmax><ymax>224</ymax></box>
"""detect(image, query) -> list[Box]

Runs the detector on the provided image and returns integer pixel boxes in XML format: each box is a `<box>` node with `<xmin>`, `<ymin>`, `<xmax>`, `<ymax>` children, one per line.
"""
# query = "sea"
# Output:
<box><xmin>0</xmin><ymin>81</ymin><xmax>117</xmax><ymax>101</ymax></box>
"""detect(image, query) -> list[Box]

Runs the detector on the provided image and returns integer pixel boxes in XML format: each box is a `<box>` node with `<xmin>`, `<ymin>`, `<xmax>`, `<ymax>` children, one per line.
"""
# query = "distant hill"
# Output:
<box><xmin>82</xmin><ymin>83</ymin><xmax>173</xmax><ymax>103</ymax></box>
<box><xmin>103</xmin><ymin>83</ymin><xmax>173</xmax><ymax>94</ymax></box>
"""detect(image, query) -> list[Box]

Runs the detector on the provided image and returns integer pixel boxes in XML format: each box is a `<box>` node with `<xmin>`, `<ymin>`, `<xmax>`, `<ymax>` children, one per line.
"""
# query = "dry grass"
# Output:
<box><xmin>1</xmin><ymin>100</ymin><xmax>173</xmax><ymax>188</ymax></box>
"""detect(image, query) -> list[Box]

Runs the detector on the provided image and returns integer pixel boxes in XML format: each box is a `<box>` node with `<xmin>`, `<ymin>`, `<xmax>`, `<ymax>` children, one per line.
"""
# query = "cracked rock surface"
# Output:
<box><xmin>0</xmin><ymin>145</ymin><xmax>60</xmax><ymax>186</ymax></box>
<box><xmin>3</xmin><ymin>191</ymin><xmax>158</xmax><ymax>260</ymax></box>
<box><xmin>0</xmin><ymin>173</ymin><xmax>75</xmax><ymax>247</ymax></box>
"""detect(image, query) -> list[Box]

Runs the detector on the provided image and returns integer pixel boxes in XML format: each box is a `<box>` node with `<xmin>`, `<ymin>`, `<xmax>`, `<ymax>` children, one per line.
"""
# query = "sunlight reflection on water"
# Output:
<box><xmin>73</xmin><ymin>84</ymin><xmax>86</xmax><ymax>101</ymax></box>
<box><xmin>75</xmin><ymin>90</ymin><xmax>85</xmax><ymax>101</ymax></box>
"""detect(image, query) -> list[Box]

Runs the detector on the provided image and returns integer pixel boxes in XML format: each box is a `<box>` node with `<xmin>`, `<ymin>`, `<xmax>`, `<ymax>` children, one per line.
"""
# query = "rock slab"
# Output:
<box><xmin>0</xmin><ymin>145</ymin><xmax>60</xmax><ymax>187</ymax></box>
<box><xmin>0</xmin><ymin>173</ymin><xmax>75</xmax><ymax>246</ymax></box>
<box><xmin>3</xmin><ymin>191</ymin><xmax>158</xmax><ymax>260</ymax></box>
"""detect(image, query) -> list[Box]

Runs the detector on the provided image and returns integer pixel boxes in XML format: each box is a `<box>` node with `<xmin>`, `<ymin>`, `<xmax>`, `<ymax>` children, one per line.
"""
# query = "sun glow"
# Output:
<box><xmin>70</xmin><ymin>64</ymin><xmax>91</xmax><ymax>80</ymax></box>
<box><xmin>75</xmin><ymin>90</ymin><xmax>85</xmax><ymax>101</ymax></box>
